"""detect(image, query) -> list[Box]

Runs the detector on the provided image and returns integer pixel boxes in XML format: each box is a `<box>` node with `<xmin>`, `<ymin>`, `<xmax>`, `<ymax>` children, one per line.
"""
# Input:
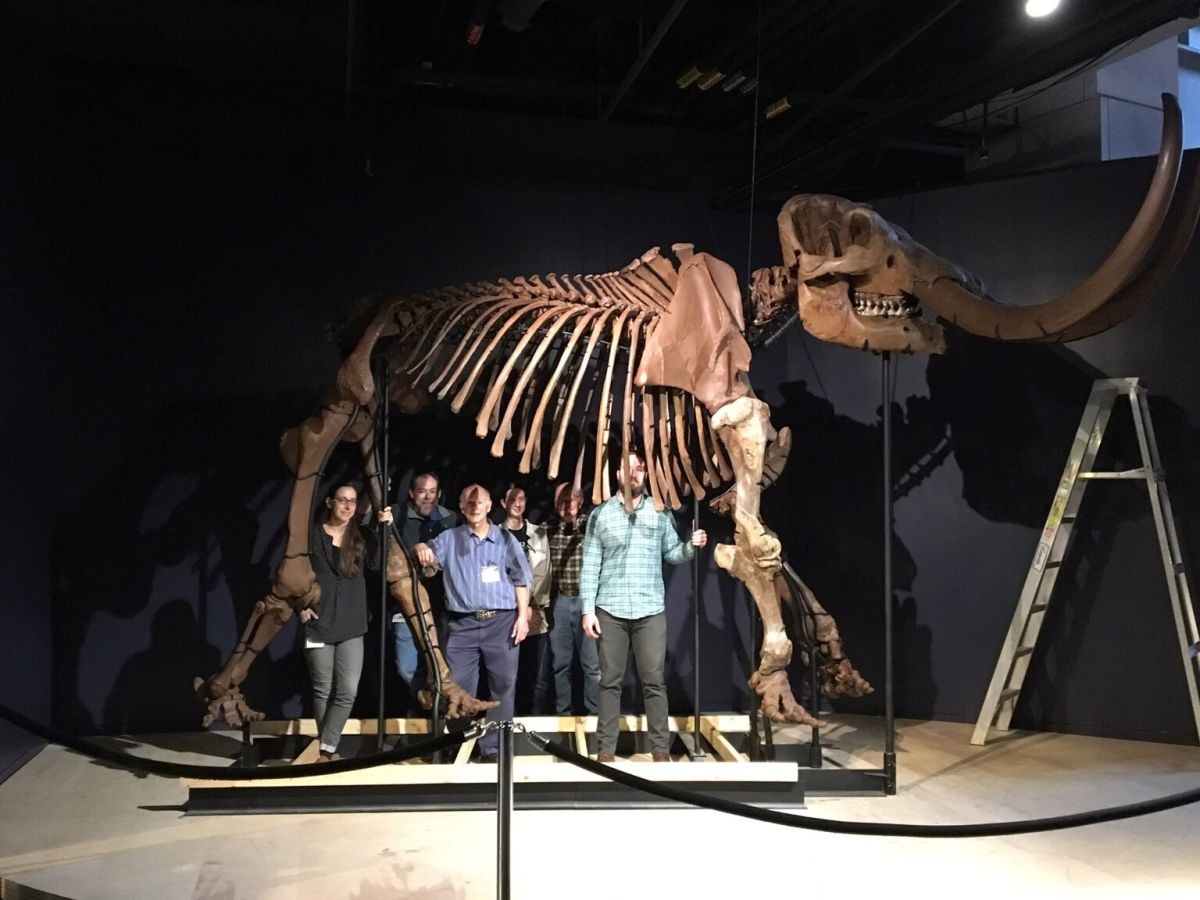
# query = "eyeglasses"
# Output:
<box><xmin>332</xmin><ymin>497</ymin><xmax>358</xmax><ymax>506</ymax></box>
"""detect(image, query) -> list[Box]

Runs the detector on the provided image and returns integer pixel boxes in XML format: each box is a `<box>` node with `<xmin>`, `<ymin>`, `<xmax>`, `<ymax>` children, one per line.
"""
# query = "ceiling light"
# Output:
<box><xmin>1024</xmin><ymin>0</ymin><xmax>1060</xmax><ymax>17</ymax></box>
<box><xmin>721</xmin><ymin>72</ymin><xmax>746</xmax><ymax>93</ymax></box>
<box><xmin>676</xmin><ymin>66</ymin><xmax>703</xmax><ymax>89</ymax></box>
<box><xmin>765</xmin><ymin>97</ymin><xmax>792</xmax><ymax>120</ymax></box>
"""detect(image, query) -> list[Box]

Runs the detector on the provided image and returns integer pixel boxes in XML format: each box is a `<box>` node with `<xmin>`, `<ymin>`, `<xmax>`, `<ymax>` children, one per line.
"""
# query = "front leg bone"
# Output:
<box><xmin>714</xmin><ymin>509</ymin><xmax>819</xmax><ymax>726</ymax></box>
<box><xmin>712</xmin><ymin>396</ymin><xmax>817</xmax><ymax>725</ymax></box>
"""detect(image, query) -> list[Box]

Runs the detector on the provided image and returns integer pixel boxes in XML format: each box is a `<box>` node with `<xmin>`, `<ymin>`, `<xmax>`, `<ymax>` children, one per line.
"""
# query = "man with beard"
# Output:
<box><xmin>394</xmin><ymin>472</ymin><xmax>457</xmax><ymax>697</ymax></box>
<box><xmin>581</xmin><ymin>450</ymin><xmax>707</xmax><ymax>762</ymax></box>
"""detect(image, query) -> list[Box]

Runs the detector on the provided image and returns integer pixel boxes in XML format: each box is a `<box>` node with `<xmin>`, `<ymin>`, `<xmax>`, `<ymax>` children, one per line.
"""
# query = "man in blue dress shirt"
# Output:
<box><xmin>414</xmin><ymin>484</ymin><xmax>531</xmax><ymax>761</ymax></box>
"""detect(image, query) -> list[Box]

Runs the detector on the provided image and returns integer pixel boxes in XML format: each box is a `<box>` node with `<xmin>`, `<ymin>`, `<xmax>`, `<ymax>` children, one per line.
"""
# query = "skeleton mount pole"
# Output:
<box><xmin>690</xmin><ymin>395</ymin><xmax>706</xmax><ymax>758</ymax></box>
<box><xmin>375</xmin><ymin>356</ymin><xmax>390</xmax><ymax>751</ymax></box>
<box><xmin>881</xmin><ymin>352</ymin><xmax>897</xmax><ymax>794</ymax></box>
<box><xmin>972</xmin><ymin>377</ymin><xmax>1200</xmax><ymax>746</ymax></box>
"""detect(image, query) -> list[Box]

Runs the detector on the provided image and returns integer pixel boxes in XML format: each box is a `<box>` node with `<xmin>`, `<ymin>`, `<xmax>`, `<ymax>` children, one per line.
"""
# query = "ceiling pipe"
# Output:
<box><xmin>603</xmin><ymin>0</ymin><xmax>689</xmax><ymax>120</ymax></box>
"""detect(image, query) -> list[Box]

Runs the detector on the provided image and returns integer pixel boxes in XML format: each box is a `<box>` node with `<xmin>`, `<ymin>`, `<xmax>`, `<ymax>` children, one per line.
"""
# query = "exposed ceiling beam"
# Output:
<box><xmin>603</xmin><ymin>0</ymin><xmax>689</xmax><ymax>120</ymax></box>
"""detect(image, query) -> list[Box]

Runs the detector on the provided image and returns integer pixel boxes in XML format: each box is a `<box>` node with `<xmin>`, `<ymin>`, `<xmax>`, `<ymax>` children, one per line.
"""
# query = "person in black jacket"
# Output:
<box><xmin>298</xmin><ymin>483</ymin><xmax>392</xmax><ymax>761</ymax></box>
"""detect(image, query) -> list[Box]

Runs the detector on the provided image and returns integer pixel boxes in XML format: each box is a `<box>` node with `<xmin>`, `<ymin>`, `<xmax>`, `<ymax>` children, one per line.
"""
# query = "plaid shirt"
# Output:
<box><xmin>544</xmin><ymin>516</ymin><xmax>587</xmax><ymax>598</ymax></box>
<box><xmin>580</xmin><ymin>494</ymin><xmax>693</xmax><ymax>619</ymax></box>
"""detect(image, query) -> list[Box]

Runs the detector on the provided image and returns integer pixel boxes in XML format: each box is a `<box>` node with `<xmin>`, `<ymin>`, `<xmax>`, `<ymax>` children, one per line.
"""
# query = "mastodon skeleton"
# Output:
<box><xmin>196</xmin><ymin>93</ymin><xmax>1199</xmax><ymax>729</ymax></box>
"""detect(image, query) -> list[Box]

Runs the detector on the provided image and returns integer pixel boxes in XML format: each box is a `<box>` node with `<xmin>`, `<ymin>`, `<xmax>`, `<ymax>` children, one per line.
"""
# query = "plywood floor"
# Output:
<box><xmin>0</xmin><ymin>716</ymin><xmax>1197</xmax><ymax>899</ymax></box>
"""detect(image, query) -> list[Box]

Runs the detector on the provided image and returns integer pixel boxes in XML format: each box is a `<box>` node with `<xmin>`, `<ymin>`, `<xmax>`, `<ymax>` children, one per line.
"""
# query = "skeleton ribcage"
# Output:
<box><xmin>378</xmin><ymin>250</ymin><xmax>734</xmax><ymax>510</ymax></box>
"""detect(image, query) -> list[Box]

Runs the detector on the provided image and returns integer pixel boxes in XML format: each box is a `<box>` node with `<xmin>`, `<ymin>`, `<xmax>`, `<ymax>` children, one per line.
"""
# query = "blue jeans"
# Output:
<box><xmin>548</xmin><ymin>595</ymin><xmax>599</xmax><ymax>715</ymax></box>
<box><xmin>305</xmin><ymin>636</ymin><xmax>364</xmax><ymax>754</ymax></box>
<box><xmin>392</xmin><ymin>618</ymin><xmax>419</xmax><ymax>686</ymax></box>
<box><xmin>517</xmin><ymin>630</ymin><xmax>554</xmax><ymax>714</ymax></box>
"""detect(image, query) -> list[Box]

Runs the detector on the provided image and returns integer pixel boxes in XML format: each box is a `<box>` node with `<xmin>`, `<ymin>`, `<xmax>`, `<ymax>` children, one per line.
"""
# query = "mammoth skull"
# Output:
<box><xmin>753</xmin><ymin>93</ymin><xmax>1200</xmax><ymax>353</ymax></box>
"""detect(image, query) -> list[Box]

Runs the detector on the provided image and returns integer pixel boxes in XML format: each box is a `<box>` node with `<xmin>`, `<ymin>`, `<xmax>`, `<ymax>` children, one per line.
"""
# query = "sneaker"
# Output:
<box><xmin>651</xmin><ymin>752</ymin><xmax>671</xmax><ymax>762</ymax></box>
<box><xmin>596</xmin><ymin>752</ymin><xmax>616</xmax><ymax>763</ymax></box>
<box><xmin>475</xmin><ymin>752</ymin><xmax>498</xmax><ymax>764</ymax></box>
<box><xmin>317</xmin><ymin>751</ymin><xmax>341</xmax><ymax>763</ymax></box>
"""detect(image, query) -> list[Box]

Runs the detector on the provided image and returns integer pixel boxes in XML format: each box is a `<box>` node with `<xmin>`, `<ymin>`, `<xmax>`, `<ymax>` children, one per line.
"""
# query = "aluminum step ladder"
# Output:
<box><xmin>971</xmin><ymin>377</ymin><xmax>1200</xmax><ymax>746</ymax></box>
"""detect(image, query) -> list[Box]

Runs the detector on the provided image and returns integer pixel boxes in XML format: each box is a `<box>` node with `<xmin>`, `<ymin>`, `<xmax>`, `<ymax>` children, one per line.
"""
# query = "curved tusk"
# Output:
<box><xmin>914</xmin><ymin>93</ymin><xmax>1184</xmax><ymax>340</ymax></box>
<box><xmin>1037</xmin><ymin>149</ymin><xmax>1200</xmax><ymax>343</ymax></box>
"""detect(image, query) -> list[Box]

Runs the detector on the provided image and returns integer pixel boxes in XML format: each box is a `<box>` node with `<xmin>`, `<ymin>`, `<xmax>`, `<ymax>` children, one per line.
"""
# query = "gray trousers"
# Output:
<box><xmin>305</xmin><ymin>636</ymin><xmax>364</xmax><ymax>754</ymax></box>
<box><xmin>595</xmin><ymin>608</ymin><xmax>668</xmax><ymax>755</ymax></box>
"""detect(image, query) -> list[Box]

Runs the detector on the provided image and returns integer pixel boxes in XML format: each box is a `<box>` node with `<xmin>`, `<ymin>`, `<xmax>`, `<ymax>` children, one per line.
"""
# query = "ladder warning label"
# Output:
<box><xmin>1033</xmin><ymin>541</ymin><xmax>1051</xmax><ymax>572</ymax></box>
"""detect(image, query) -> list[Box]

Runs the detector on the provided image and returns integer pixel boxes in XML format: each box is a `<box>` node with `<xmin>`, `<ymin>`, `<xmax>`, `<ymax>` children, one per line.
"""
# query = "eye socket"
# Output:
<box><xmin>847</xmin><ymin>211</ymin><xmax>873</xmax><ymax>245</ymax></box>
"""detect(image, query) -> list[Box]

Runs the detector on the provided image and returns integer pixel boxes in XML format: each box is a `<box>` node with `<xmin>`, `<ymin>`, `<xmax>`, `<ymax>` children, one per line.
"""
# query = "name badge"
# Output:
<box><xmin>481</xmin><ymin>564</ymin><xmax>501</xmax><ymax>584</ymax></box>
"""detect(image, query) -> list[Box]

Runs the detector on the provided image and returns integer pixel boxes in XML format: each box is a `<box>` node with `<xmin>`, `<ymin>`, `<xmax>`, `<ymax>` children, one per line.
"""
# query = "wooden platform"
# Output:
<box><xmin>184</xmin><ymin>714</ymin><xmax>884</xmax><ymax>812</ymax></box>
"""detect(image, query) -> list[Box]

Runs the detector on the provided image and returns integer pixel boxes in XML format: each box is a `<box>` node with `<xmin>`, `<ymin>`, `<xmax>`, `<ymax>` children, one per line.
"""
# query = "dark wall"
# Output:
<box><xmin>7</xmin><ymin>55</ymin><xmax>1199</xmax><ymax>746</ymax></box>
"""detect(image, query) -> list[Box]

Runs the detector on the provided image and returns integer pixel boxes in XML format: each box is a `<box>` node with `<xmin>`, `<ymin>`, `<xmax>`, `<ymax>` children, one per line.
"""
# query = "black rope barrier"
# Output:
<box><xmin>0</xmin><ymin>702</ymin><xmax>475</xmax><ymax>781</ymax></box>
<box><xmin>524</xmin><ymin>731</ymin><xmax>1200</xmax><ymax>838</ymax></box>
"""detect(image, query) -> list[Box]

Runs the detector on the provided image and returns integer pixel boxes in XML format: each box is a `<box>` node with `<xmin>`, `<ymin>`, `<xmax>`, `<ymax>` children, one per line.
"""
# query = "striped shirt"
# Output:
<box><xmin>580</xmin><ymin>494</ymin><xmax>693</xmax><ymax>619</ymax></box>
<box><xmin>426</xmin><ymin>523</ymin><xmax>532</xmax><ymax>614</ymax></box>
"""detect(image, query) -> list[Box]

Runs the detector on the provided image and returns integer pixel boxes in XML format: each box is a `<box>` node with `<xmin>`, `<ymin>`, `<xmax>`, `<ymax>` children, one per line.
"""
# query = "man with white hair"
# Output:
<box><xmin>414</xmin><ymin>484</ymin><xmax>531</xmax><ymax>761</ymax></box>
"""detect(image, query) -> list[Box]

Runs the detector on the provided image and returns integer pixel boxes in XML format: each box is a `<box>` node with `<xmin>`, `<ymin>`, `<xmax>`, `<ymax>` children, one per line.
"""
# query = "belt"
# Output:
<box><xmin>454</xmin><ymin>608</ymin><xmax>506</xmax><ymax>621</ymax></box>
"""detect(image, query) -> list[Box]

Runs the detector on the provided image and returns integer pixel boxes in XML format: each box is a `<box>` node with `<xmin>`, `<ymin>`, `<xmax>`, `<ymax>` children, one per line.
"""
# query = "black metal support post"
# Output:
<box><xmin>496</xmin><ymin>722</ymin><xmax>514</xmax><ymax>900</ymax></box>
<box><xmin>376</xmin><ymin>357</ymin><xmax>390</xmax><ymax>752</ymax></box>
<box><xmin>806</xmin><ymin>609</ymin><xmax>822</xmax><ymax>769</ymax></box>
<box><xmin>747</xmin><ymin>587</ymin><xmax>763</xmax><ymax>761</ymax></box>
<box><xmin>881</xmin><ymin>352</ymin><xmax>897</xmax><ymax>794</ymax></box>
<box><xmin>691</xmin><ymin>496</ymin><xmax>706</xmax><ymax>759</ymax></box>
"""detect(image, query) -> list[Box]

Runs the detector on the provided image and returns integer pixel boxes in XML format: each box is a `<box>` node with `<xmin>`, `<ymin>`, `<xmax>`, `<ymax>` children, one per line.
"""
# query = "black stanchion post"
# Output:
<box><xmin>747</xmin><ymin>586</ymin><xmax>762</xmax><ymax>761</ymax></box>
<box><xmin>376</xmin><ymin>357</ymin><xmax>390</xmax><ymax>752</ymax></box>
<box><xmin>807</xmin><ymin>605</ymin><xmax>822</xmax><ymax>769</ymax></box>
<box><xmin>691</xmin><ymin>495</ymin><xmax>706</xmax><ymax>759</ymax></box>
<box><xmin>881</xmin><ymin>352</ymin><xmax>897</xmax><ymax>794</ymax></box>
<box><xmin>496</xmin><ymin>722</ymin><xmax>514</xmax><ymax>900</ymax></box>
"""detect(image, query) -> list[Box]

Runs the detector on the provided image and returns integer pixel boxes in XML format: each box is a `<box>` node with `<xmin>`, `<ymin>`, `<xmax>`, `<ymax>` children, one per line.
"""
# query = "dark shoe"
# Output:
<box><xmin>596</xmin><ymin>752</ymin><xmax>616</xmax><ymax>763</ymax></box>
<box><xmin>651</xmin><ymin>752</ymin><xmax>671</xmax><ymax>762</ymax></box>
<box><xmin>475</xmin><ymin>752</ymin><xmax>498</xmax><ymax>764</ymax></box>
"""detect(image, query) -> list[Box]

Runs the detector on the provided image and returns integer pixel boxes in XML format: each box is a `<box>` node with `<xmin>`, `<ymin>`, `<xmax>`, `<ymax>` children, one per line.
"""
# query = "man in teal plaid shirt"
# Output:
<box><xmin>581</xmin><ymin>449</ymin><xmax>707</xmax><ymax>762</ymax></box>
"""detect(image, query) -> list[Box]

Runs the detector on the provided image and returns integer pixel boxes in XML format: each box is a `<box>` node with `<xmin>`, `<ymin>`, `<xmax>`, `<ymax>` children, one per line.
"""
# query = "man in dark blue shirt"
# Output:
<box><xmin>394</xmin><ymin>472</ymin><xmax>458</xmax><ymax>700</ymax></box>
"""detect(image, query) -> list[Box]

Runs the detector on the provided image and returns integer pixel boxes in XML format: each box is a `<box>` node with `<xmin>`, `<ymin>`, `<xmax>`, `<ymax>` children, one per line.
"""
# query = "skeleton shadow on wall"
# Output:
<box><xmin>763</xmin><ymin>379</ymin><xmax>927</xmax><ymax>720</ymax></box>
<box><xmin>50</xmin><ymin>394</ymin><xmax>308</xmax><ymax>735</ymax></box>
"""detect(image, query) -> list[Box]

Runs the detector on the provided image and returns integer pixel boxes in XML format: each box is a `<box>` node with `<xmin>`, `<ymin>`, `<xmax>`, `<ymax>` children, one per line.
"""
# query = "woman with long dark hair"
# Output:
<box><xmin>298</xmin><ymin>483</ymin><xmax>392</xmax><ymax>761</ymax></box>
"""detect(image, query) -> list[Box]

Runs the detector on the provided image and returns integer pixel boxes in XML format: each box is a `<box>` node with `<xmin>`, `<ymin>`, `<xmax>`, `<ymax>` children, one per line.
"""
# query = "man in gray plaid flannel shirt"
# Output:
<box><xmin>581</xmin><ymin>450</ymin><xmax>707</xmax><ymax>761</ymax></box>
